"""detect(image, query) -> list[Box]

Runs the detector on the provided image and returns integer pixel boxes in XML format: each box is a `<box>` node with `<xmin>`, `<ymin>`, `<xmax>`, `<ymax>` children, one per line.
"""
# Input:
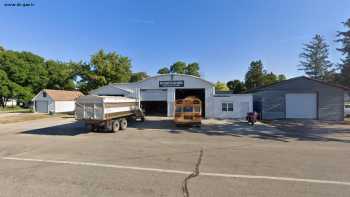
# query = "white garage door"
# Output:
<box><xmin>140</xmin><ymin>89</ymin><xmax>167</xmax><ymax>101</ymax></box>
<box><xmin>35</xmin><ymin>101</ymin><xmax>48</xmax><ymax>113</ymax></box>
<box><xmin>55</xmin><ymin>101</ymin><xmax>75</xmax><ymax>113</ymax></box>
<box><xmin>286</xmin><ymin>93</ymin><xmax>317</xmax><ymax>119</ymax></box>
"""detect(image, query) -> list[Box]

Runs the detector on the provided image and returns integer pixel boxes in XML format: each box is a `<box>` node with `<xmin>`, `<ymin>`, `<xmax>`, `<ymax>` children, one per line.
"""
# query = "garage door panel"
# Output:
<box><xmin>286</xmin><ymin>93</ymin><xmax>317</xmax><ymax>119</ymax></box>
<box><xmin>140</xmin><ymin>89</ymin><xmax>167</xmax><ymax>101</ymax></box>
<box><xmin>35</xmin><ymin>101</ymin><xmax>48</xmax><ymax>113</ymax></box>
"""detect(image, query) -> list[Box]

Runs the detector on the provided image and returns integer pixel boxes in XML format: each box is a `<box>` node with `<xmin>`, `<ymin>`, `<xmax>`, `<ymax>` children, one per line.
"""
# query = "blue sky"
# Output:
<box><xmin>0</xmin><ymin>0</ymin><xmax>349</xmax><ymax>82</ymax></box>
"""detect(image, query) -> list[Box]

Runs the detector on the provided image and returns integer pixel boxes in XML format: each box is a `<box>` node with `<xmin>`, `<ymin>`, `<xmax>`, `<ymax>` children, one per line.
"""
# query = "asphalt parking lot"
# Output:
<box><xmin>0</xmin><ymin>115</ymin><xmax>350</xmax><ymax>197</ymax></box>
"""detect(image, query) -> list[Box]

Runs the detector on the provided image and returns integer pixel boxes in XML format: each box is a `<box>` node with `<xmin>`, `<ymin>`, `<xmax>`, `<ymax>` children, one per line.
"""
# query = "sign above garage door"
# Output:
<box><xmin>159</xmin><ymin>80</ymin><xmax>184</xmax><ymax>87</ymax></box>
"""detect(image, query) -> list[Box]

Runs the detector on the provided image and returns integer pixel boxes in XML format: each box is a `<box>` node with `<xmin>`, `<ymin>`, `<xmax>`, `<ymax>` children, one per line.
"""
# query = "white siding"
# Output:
<box><xmin>33</xmin><ymin>90</ymin><xmax>76</xmax><ymax>113</ymax></box>
<box><xmin>207</xmin><ymin>94</ymin><xmax>253</xmax><ymax>119</ymax></box>
<box><xmin>33</xmin><ymin>90</ymin><xmax>54</xmax><ymax>113</ymax></box>
<box><xmin>54</xmin><ymin>101</ymin><xmax>76</xmax><ymax>113</ymax></box>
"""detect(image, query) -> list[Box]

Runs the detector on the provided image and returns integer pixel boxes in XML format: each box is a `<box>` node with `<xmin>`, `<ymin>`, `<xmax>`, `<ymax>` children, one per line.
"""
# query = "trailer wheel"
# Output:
<box><xmin>112</xmin><ymin>120</ymin><xmax>120</xmax><ymax>132</ymax></box>
<box><xmin>119</xmin><ymin>118</ymin><xmax>127</xmax><ymax>130</ymax></box>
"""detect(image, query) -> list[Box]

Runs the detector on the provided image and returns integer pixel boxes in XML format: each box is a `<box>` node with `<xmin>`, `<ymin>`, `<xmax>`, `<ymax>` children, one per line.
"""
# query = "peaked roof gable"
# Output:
<box><xmin>39</xmin><ymin>89</ymin><xmax>84</xmax><ymax>101</ymax></box>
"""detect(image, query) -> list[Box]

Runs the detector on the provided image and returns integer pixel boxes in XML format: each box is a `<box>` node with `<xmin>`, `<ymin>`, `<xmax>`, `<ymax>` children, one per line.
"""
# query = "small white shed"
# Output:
<box><xmin>32</xmin><ymin>89</ymin><xmax>84</xmax><ymax>113</ymax></box>
<box><xmin>206</xmin><ymin>93</ymin><xmax>253</xmax><ymax>119</ymax></box>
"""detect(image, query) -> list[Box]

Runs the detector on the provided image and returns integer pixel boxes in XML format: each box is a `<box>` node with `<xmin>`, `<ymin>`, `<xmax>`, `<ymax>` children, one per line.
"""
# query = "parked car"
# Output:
<box><xmin>345</xmin><ymin>103</ymin><xmax>350</xmax><ymax>117</ymax></box>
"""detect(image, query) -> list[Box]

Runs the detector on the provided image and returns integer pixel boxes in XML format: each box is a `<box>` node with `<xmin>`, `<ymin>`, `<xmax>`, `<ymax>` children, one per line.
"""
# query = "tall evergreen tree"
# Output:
<box><xmin>298</xmin><ymin>34</ymin><xmax>333</xmax><ymax>80</ymax></box>
<box><xmin>245</xmin><ymin>60</ymin><xmax>265</xmax><ymax>89</ymax></box>
<box><xmin>336</xmin><ymin>18</ymin><xmax>350</xmax><ymax>87</ymax></box>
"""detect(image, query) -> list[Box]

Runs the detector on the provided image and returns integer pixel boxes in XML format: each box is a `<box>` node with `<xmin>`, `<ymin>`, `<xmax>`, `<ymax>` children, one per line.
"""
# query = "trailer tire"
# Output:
<box><xmin>119</xmin><ymin>118</ymin><xmax>127</xmax><ymax>130</ymax></box>
<box><xmin>112</xmin><ymin>120</ymin><xmax>120</xmax><ymax>132</ymax></box>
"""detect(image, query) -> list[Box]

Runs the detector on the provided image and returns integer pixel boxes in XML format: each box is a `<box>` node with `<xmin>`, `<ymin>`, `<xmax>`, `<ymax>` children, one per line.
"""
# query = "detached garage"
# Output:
<box><xmin>248</xmin><ymin>76</ymin><xmax>349</xmax><ymax>121</ymax></box>
<box><xmin>32</xmin><ymin>89</ymin><xmax>84</xmax><ymax>113</ymax></box>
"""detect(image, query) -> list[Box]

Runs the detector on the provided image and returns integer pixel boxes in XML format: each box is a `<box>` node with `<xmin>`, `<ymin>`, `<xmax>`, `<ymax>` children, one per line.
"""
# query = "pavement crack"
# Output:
<box><xmin>182</xmin><ymin>148</ymin><xmax>203</xmax><ymax>197</ymax></box>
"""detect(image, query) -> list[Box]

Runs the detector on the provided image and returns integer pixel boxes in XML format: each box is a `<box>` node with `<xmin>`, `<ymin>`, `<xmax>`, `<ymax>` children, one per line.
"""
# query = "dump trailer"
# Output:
<box><xmin>75</xmin><ymin>95</ymin><xmax>144</xmax><ymax>132</ymax></box>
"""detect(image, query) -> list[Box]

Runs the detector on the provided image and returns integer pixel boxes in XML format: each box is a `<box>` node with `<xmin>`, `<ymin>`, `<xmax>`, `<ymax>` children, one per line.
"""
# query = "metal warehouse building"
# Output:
<box><xmin>90</xmin><ymin>74</ymin><xmax>253</xmax><ymax>119</ymax></box>
<box><xmin>248</xmin><ymin>76</ymin><xmax>349</xmax><ymax>121</ymax></box>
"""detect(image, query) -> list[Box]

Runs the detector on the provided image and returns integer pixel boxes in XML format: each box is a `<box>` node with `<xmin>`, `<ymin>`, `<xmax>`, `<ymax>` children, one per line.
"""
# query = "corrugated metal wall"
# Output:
<box><xmin>252</xmin><ymin>78</ymin><xmax>344</xmax><ymax>121</ymax></box>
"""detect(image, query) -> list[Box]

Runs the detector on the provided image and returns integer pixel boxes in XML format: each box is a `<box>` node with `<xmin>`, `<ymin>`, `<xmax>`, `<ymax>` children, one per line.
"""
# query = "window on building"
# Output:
<box><xmin>43</xmin><ymin>92</ymin><xmax>47</xmax><ymax>97</ymax></box>
<box><xmin>222</xmin><ymin>103</ymin><xmax>234</xmax><ymax>112</ymax></box>
<box><xmin>227</xmin><ymin>103</ymin><xmax>233</xmax><ymax>111</ymax></box>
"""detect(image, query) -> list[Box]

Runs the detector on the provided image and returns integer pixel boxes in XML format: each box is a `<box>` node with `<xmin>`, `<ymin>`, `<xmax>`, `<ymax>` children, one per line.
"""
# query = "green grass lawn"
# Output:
<box><xmin>0</xmin><ymin>106</ymin><xmax>33</xmax><ymax>113</ymax></box>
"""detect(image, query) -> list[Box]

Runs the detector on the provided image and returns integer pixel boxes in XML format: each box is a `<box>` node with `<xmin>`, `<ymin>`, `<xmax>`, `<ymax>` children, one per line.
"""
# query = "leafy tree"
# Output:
<box><xmin>214</xmin><ymin>81</ymin><xmax>230</xmax><ymax>91</ymax></box>
<box><xmin>170</xmin><ymin>61</ymin><xmax>186</xmax><ymax>74</ymax></box>
<box><xmin>277</xmin><ymin>74</ymin><xmax>287</xmax><ymax>81</ymax></box>
<box><xmin>158</xmin><ymin>61</ymin><xmax>201</xmax><ymax>76</ymax></box>
<box><xmin>245</xmin><ymin>60</ymin><xmax>265</xmax><ymax>89</ymax></box>
<box><xmin>157</xmin><ymin>67</ymin><xmax>170</xmax><ymax>74</ymax></box>
<box><xmin>45</xmin><ymin>60</ymin><xmax>76</xmax><ymax>90</ymax></box>
<box><xmin>9</xmin><ymin>82</ymin><xmax>33</xmax><ymax>104</ymax></box>
<box><xmin>130</xmin><ymin>72</ymin><xmax>149</xmax><ymax>82</ymax></box>
<box><xmin>336</xmin><ymin>18</ymin><xmax>350</xmax><ymax>87</ymax></box>
<box><xmin>185</xmin><ymin>62</ymin><xmax>200</xmax><ymax>77</ymax></box>
<box><xmin>0</xmin><ymin>70</ymin><xmax>11</xmax><ymax>107</ymax></box>
<box><xmin>298</xmin><ymin>34</ymin><xmax>334</xmax><ymax>80</ymax></box>
<box><xmin>263</xmin><ymin>72</ymin><xmax>278</xmax><ymax>85</ymax></box>
<box><xmin>0</xmin><ymin>70</ymin><xmax>33</xmax><ymax>107</ymax></box>
<box><xmin>0</xmin><ymin>49</ymin><xmax>48</xmax><ymax>98</ymax></box>
<box><xmin>226</xmin><ymin>80</ymin><xmax>246</xmax><ymax>93</ymax></box>
<box><xmin>78</xmin><ymin>49</ymin><xmax>132</xmax><ymax>92</ymax></box>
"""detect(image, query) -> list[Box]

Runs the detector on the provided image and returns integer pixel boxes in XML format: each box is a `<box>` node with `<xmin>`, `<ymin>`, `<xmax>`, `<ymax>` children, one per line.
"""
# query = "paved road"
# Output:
<box><xmin>0</xmin><ymin>116</ymin><xmax>350</xmax><ymax>196</ymax></box>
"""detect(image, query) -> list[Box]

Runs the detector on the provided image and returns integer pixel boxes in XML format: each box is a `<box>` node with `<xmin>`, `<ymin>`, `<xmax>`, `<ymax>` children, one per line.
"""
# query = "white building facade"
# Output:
<box><xmin>32</xmin><ymin>89</ymin><xmax>83</xmax><ymax>113</ymax></box>
<box><xmin>91</xmin><ymin>74</ymin><xmax>252</xmax><ymax>119</ymax></box>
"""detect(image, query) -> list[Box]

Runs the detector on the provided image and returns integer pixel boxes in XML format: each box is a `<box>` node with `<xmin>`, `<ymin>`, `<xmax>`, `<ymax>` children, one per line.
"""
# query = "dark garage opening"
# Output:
<box><xmin>175</xmin><ymin>88</ymin><xmax>205</xmax><ymax>117</ymax></box>
<box><xmin>141</xmin><ymin>101</ymin><xmax>167</xmax><ymax>116</ymax></box>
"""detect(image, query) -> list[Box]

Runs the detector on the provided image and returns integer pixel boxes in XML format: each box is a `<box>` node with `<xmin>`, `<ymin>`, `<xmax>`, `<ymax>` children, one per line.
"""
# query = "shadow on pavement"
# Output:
<box><xmin>130</xmin><ymin>118</ymin><xmax>350</xmax><ymax>143</ymax></box>
<box><xmin>19</xmin><ymin>121</ymin><xmax>89</xmax><ymax>136</ymax></box>
<box><xmin>267</xmin><ymin>120</ymin><xmax>350</xmax><ymax>143</ymax></box>
<box><xmin>130</xmin><ymin>118</ymin><xmax>290</xmax><ymax>142</ymax></box>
